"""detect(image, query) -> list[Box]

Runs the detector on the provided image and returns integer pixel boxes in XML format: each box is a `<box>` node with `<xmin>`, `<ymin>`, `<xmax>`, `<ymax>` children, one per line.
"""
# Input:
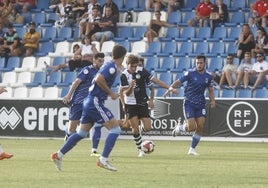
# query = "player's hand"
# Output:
<box><xmin>110</xmin><ymin>92</ymin><xmax>119</xmax><ymax>100</ymax></box>
<box><xmin>63</xmin><ymin>96</ymin><xmax>71</xmax><ymax>105</ymax></box>
<box><xmin>210</xmin><ymin>100</ymin><xmax>216</xmax><ymax>108</ymax></box>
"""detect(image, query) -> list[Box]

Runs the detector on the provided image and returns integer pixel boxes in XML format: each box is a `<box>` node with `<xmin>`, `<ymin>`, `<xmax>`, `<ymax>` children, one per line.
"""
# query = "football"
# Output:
<box><xmin>141</xmin><ymin>140</ymin><xmax>155</xmax><ymax>154</ymax></box>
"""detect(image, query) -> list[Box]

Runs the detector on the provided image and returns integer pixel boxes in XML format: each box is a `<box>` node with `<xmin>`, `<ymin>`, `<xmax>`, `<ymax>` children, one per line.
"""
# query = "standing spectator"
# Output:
<box><xmin>249</xmin><ymin>0</ymin><xmax>268</xmax><ymax>28</ymax></box>
<box><xmin>0</xmin><ymin>23</ymin><xmax>21</xmax><ymax>57</ymax></box>
<box><xmin>252</xmin><ymin>26</ymin><xmax>268</xmax><ymax>57</ymax></box>
<box><xmin>218</xmin><ymin>54</ymin><xmax>237</xmax><ymax>89</ymax></box>
<box><xmin>20</xmin><ymin>21</ymin><xmax>40</xmax><ymax>56</ymax></box>
<box><xmin>101</xmin><ymin>0</ymin><xmax>119</xmax><ymax>22</ymax></box>
<box><xmin>188</xmin><ymin>0</ymin><xmax>214</xmax><ymax>27</ymax></box>
<box><xmin>237</xmin><ymin>24</ymin><xmax>255</xmax><ymax>62</ymax></box>
<box><xmin>144</xmin><ymin>10</ymin><xmax>177</xmax><ymax>43</ymax></box>
<box><xmin>54</xmin><ymin>0</ymin><xmax>76</xmax><ymax>27</ymax></box>
<box><xmin>91</xmin><ymin>6</ymin><xmax>117</xmax><ymax>49</ymax></box>
<box><xmin>244</xmin><ymin>52</ymin><xmax>268</xmax><ymax>90</ymax></box>
<box><xmin>234</xmin><ymin>52</ymin><xmax>253</xmax><ymax>89</ymax></box>
<box><xmin>210</xmin><ymin>0</ymin><xmax>228</xmax><ymax>35</ymax></box>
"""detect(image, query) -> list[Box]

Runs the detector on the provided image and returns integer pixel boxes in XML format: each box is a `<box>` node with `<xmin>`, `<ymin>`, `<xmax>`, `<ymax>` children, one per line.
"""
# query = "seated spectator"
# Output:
<box><xmin>0</xmin><ymin>23</ymin><xmax>22</xmax><ymax>57</ymax></box>
<box><xmin>210</xmin><ymin>0</ymin><xmax>228</xmax><ymax>35</ymax></box>
<box><xmin>13</xmin><ymin>0</ymin><xmax>36</xmax><ymax>14</ymax></box>
<box><xmin>147</xmin><ymin>0</ymin><xmax>182</xmax><ymax>14</ymax></box>
<box><xmin>20</xmin><ymin>22</ymin><xmax>40</xmax><ymax>56</ymax></box>
<box><xmin>54</xmin><ymin>0</ymin><xmax>76</xmax><ymax>28</ymax></box>
<box><xmin>91</xmin><ymin>6</ymin><xmax>117</xmax><ymax>49</ymax></box>
<box><xmin>0</xmin><ymin>23</ymin><xmax>4</xmax><ymax>46</ymax></box>
<box><xmin>79</xmin><ymin>5</ymin><xmax>101</xmax><ymax>39</ymax></box>
<box><xmin>252</xmin><ymin>26</ymin><xmax>268</xmax><ymax>57</ymax></box>
<box><xmin>144</xmin><ymin>10</ymin><xmax>177</xmax><ymax>43</ymax></box>
<box><xmin>234</xmin><ymin>52</ymin><xmax>253</xmax><ymax>89</ymax></box>
<box><xmin>188</xmin><ymin>0</ymin><xmax>214</xmax><ymax>27</ymax></box>
<box><xmin>236</xmin><ymin>24</ymin><xmax>255</xmax><ymax>62</ymax></box>
<box><xmin>244</xmin><ymin>52</ymin><xmax>268</xmax><ymax>90</ymax></box>
<box><xmin>218</xmin><ymin>54</ymin><xmax>237</xmax><ymax>89</ymax></box>
<box><xmin>70</xmin><ymin>0</ymin><xmax>88</xmax><ymax>21</ymax></box>
<box><xmin>248</xmin><ymin>0</ymin><xmax>268</xmax><ymax>28</ymax></box>
<box><xmin>101</xmin><ymin>0</ymin><xmax>119</xmax><ymax>22</ymax></box>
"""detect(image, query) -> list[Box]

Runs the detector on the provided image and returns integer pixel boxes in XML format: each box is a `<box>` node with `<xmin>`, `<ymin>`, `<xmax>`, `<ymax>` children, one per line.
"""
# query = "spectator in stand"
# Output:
<box><xmin>249</xmin><ymin>0</ymin><xmax>268</xmax><ymax>28</ymax></box>
<box><xmin>252</xmin><ymin>26</ymin><xmax>268</xmax><ymax>57</ymax></box>
<box><xmin>101</xmin><ymin>0</ymin><xmax>119</xmax><ymax>22</ymax></box>
<box><xmin>0</xmin><ymin>0</ymin><xmax>14</xmax><ymax>26</ymax></box>
<box><xmin>244</xmin><ymin>52</ymin><xmax>268</xmax><ymax>90</ymax></box>
<box><xmin>237</xmin><ymin>24</ymin><xmax>255</xmax><ymax>62</ymax></box>
<box><xmin>0</xmin><ymin>22</ymin><xmax>4</xmax><ymax>46</ymax></box>
<box><xmin>209</xmin><ymin>0</ymin><xmax>228</xmax><ymax>35</ymax></box>
<box><xmin>188</xmin><ymin>0</ymin><xmax>214</xmax><ymax>27</ymax></box>
<box><xmin>218</xmin><ymin>54</ymin><xmax>237</xmax><ymax>89</ymax></box>
<box><xmin>20</xmin><ymin>21</ymin><xmax>40</xmax><ymax>56</ymax></box>
<box><xmin>70</xmin><ymin>0</ymin><xmax>88</xmax><ymax>21</ymax></box>
<box><xmin>144</xmin><ymin>10</ymin><xmax>178</xmax><ymax>43</ymax></box>
<box><xmin>54</xmin><ymin>0</ymin><xmax>76</xmax><ymax>27</ymax></box>
<box><xmin>79</xmin><ymin>5</ymin><xmax>101</xmax><ymax>39</ymax></box>
<box><xmin>13</xmin><ymin>0</ymin><xmax>36</xmax><ymax>14</ymax></box>
<box><xmin>91</xmin><ymin>6</ymin><xmax>117</xmax><ymax>49</ymax></box>
<box><xmin>234</xmin><ymin>52</ymin><xmax>253</xmax><ymax>89</ymax></box>
<box><xmin>0</xmin><ymin>23</ymin><xmax>21</xmax><ymax>57</ymax></box>
<box><xmin>148</xmin><ymin>0</ymin><xmax>182</xmax><ymax>14</ymax></box>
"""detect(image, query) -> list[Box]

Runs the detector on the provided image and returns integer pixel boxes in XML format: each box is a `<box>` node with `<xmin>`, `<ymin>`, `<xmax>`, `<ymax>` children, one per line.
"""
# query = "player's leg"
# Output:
<box><xmin>90</xmin><ymin>123</ymin><xmax>102</xmax><ymax>156</ymax></box>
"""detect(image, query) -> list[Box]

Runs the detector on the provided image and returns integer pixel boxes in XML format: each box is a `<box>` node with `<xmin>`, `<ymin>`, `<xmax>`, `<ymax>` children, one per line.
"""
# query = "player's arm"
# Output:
<box><xmin>96</xmin><ymin>74</ymin><xmax>118</xmax><ymax>100</ymax></box>
<box><xmin>207</xmin><ymin>86</ymin><xmax>216</xmax><ymax>108</ymax></box>
<box><xmin>148</xmin><ymin>86</ymin><xmax>155</xmax><ymax>109</ymax></box>
<box><xmin>63</xmin><ymin>78</ymin><xmax>82</xmax><ymax>104</ymax></box>
<box><xmin>163</xmin><ymin>80</ymin><xmax>181</xmax><ymax>97</ymax></box>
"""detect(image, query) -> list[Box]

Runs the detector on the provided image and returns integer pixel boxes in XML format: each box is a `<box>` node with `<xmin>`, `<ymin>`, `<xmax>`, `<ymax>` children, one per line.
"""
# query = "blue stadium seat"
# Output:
<box><xmin>0</xmin><ymin>57</ymin><xmax>5</xmax><ymax>69</ymax></box>
<box><xmin>114</xmin><ymin>27</ymin><xmax>133</xmax><ymax>41</ymax></box>
<box><xmin>35</xmin><ymin>0</ymin><xmax>49</xmax><ymax>10</ymax></box>
<box><xmin>208</xmin><ymin>42</ymin><xmax>225</xmax><ymax>57</ymax></box>
<box><xmin>207</xmin><ymin>57</ymin><xmax>223</xmax><ymax>72</ymax></box>
<box><xmin>35</xmin><ymin>41</ymin><xmax>55</xmax><ymax>56</ymax></box>
<box><xmin>192</xmin><ymin>27</ymin><xmax>211</xmax><ymax>42</ymax></box>
<box><xmin>230</xmin><ymin>0</ymin><xmax>247</xmax><ymax>11</ymax></box>
<box><xmin>124</xmin><ymin>0</ymin><xmax>142</xmax><ymax>11</ymax></box>
<box><xmin>15</xmin><ymin>27</ymin><xmax>27</xmax><ymax>39</ymax></box>
<box><xmin>183</xmin><ymin>0</ymin><xmax>199</xmax><ymax>11</ymax></box>
<box><xmin>179</xmin><ymin>12</ymin><xmax>195</xmax><ymax>26</ymax></box>
<box><xmin>32</xmin><ymin>13</ymin><xmax>46</xmax><ymax>25</ymax></box>
<box><xmin>25</xmin><ymin>72</ymin><xmax>46</xmax><ymax>87</ymax></box>
<box><xmin>236</xmin><ymin>89</ymin><xmax>252</xmax><ymax>98</ymax></box>
<box><xmin>156</xmin><ymin>88</ymin><xmax>167</xmax><ymax>97</ymax></box>
<box><xmin>42</xmin><ymin>72</ymin><xmax>62</xmax><ymax>87</ymax></box>
<box><xmin>157</xmin><ymin>42</ymin><xmax>177</xmax><ymax>57</ymax></box>
<box><xmin>141</xmin><ymin>41</ymin><xmax>161</xmax><ymax>57</ymax></box>
<box><xmin>253</xmin><ymin>89</ymin><xmax>268</xmax><ymax>98</ymax></box>
<box><xmin>128</xmin><ymin>26</ymin><xmax>147</xmax><ymax>41</ymax></box>
<box><xmin>224</xmin><ymin>27</ymin><xmax>242</xmax><ymax>42</ymax></box>
<box><xmin>21</xmin><ymin>12</ymin><xmax>32</xmax><ymax>24</ymax></box>
<box><xmin>207</xmin><ymin>27</ymin><xmax>227</xmax><ymax>42</ymax></box>
<box><xmin>117</xmin><ymin>41</ymin><xmax>131</xmax><ymax>52</ymax></box>
<box><xmin>225</xmin><ymin>12</ymin><xmax>245</xmax><ymax>27</ymax></box>
<box><xmin>225</xmin><ymin>42</ymin><xmax>238</xmax><ymax>55</ymax></box>
<box><xmin>58</xmin><ymin>72</ymin><xmax>77</xmax><ymax>87</ymax></box>
<box><xmin>158</xmin><ymin>72</ymin><xmax>172</xmax><ymax>85</ymax></box>
<box><xmin>172</xmin><ymin>57</ymin><xmax>191</xmax><ymax>72</ymax></box>
<box><xmin>167</xmin><ymin>11</ymin><xmax>181</xmax><ymax>24</ymax></box>
<box><xmin>60</xmin><ymin>86</ymin><xmax>70</xmax><ymax>98</ymax></box>
<box><xmin>40</xmin><ymin>27</ymin><xmax>57</xmax><ymax>42</ymax></box>
<box><xmin>54</xmin><ymin>27</ymin><xmax>73</xmax><ymax>42</ymax></box>
<box><xmin>174</xmin><ymin>42</ymin><xmax>193</xmax><ymax>57</ymax></box>
<box><xmin>144</xmin><ymin>57</ymin><xmax>159</xmax><ymax>71</ymax></box>
<box><xmin>155</xmin><ymin>57</ymin><xmax>175</xmax><ymax>72</ymax></box>
<box><xmin>176</xmin><ymin>26</ymin><xmax>195</xmax><ymax>41</ymax></box>
<box><xmin>0</xmin><ymin>57</ymin><xmax>21</xmax><ymax>72</ymax></box>
<box><xmin>221</xmin><ymin>88</ymin><xmax>236</xmax><ymax>98</ymax></box>
<box><xmin>113</xmin><ymin>0</ymin><xmax>124</xmax><ymax>11</ymax></box>
<box><xmin>112</xmin><ymin>74</ymin><xmax>121</xmax><ymax>87</ymax></box>
<box><xmin>189</xmin><ymin>42</ymin><xmax>209</xmax><ymax>57</ymax></box>
<box><xmin>159</xmin><ymin>27</ymin><xmax>180</xmax><ymax>42</ymax></box>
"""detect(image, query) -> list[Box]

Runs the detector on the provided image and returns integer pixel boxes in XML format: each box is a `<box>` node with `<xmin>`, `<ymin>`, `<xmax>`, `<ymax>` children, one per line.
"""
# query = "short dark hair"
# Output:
<box><xmin>94</xmin><ymin>52</ymin><xmax>105</xmax><ymax>59</ymax></box>
<box><xmin>112</xmin><ymin>45</ymin><xmax>127</xmax><ymax>59</ymax></box>
<box><xmin>126</xmin><ymin>54</ymin><xmax>139</xmax><ymax>65</ymax></box>
<box><xmin>196</xmin><ymin>54</ymin><xmax>206</xmax><ymax>61</ymax></box>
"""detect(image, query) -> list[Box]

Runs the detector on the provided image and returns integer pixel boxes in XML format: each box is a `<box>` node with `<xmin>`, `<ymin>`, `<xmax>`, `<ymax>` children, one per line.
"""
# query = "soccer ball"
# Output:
<box><xmin>141</xmin><ymin>140</ymin><xmax>155</xmax><ymax>154</ymax></box>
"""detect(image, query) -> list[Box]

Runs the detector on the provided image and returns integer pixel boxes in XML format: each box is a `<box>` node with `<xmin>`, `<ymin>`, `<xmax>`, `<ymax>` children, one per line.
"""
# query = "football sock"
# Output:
<box><xmin>102</xmin><ymin>126</ymin><xmax>120</xmax><ymax>158</ymax></box>
<box><xmin>60</xmin><ymin>133</ymin><xmax>83</xmax><ymax>154</ymax></box>
<box><xmin>133</xmin><ymin>133</ymin><xmax>142</xmax><ymax>149</ymax></box>
<box><xmin>0</xmin><ymin>147</ymin><xmax>3</xmax><ymax>154</ymax></box>
<box><xmin>191</xmin><ymin>133</ymin><xmax>201</xmax><ymax>149</ymax></box>
<box><xmin>179</xmin><ymin>123</ymin><xmax>186</xmax><ymax>132</ymax></box>
<box><xmin>92</xmin><ymin>123</ymin><xmax>102</xmax><ymax>150</ymax></box>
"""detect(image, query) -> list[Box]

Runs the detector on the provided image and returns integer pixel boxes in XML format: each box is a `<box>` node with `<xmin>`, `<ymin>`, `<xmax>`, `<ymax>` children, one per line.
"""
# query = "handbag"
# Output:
<box><xmin>210</xmin><ymin>12</ymin><xmax>220</xmax><ymax>20</ymax></box>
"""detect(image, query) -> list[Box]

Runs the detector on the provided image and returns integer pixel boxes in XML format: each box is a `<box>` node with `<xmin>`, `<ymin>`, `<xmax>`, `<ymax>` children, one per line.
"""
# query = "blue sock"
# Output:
<box><xmin>191</xmin><ymin>133</ymin><xmax>201</xmax><ymax>149</ymax></box>
<box><xmin>92</xmin><ymin>124</ymin><xmax>102</xmax><ymax>149</ymax></box>
<box><xmin>60</xmin><ymin>133</ymin><xmax>83</xmax><ymax>154</ymax></box>
<box><xmin>102</xmin><ymin>126</ymin><xmax>120</xmax><ymax>158</ymax></box>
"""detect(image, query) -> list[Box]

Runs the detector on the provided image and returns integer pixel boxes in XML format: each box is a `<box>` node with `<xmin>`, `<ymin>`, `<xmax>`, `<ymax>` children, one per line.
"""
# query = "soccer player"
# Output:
<box><xmin>0</xmin><ymin>87</ymin><xmax>14</xmax><ymax>160</ymax></box>
<box><xmin>164</xmin><ymin>55</ymin><xmax>216</xmax><ymax>155</ymax></box>
<box><xmin>51</xmin><ymin>45</ymin><xmax>127</xmax><ymax>171</ymax></box>
<box><xmin>62</xmin><ymin>52</ymin><xmax>105</xmax><ymax>157</ymax></box>
<box><xmin>120</xmin><ymin>55</ymin><xmax>170</xmax><ymax>157</ymax></box>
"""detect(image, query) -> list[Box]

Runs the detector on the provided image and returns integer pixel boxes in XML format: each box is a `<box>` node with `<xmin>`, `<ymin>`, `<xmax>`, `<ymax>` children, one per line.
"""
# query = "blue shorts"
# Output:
<box><xmin>69</xmin><ymin>103</ymin><xmax>83</xmax><ymax>121</ymax></box>
<box><xmin>183</xmin><ymin>100</ymin><xmax>206</xmax><ymax>119</ymax></box>
<box><xmin>80</xmin><ymin>95</ymin><xmax>114</xmax><ymax>124</ymax></box>
<box><xmin>94</xmin><ymin>31</ymin><xmax>114</xmax><ymax>41</ymax></box>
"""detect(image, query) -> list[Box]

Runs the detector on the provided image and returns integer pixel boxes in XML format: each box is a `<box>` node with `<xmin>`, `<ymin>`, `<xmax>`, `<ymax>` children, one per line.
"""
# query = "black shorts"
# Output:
<box><xmin>125</xmin><ymin>104</ymin><xmax>150</xmax><ymax>119</ymax></box>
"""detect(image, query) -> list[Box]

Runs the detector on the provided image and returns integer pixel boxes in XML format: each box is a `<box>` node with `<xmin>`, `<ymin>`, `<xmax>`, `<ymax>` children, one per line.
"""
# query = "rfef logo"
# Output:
<box><xmin>226</xmin><ymin>101</ymin><xmax>258</xmax><ymax>136</ymax></box>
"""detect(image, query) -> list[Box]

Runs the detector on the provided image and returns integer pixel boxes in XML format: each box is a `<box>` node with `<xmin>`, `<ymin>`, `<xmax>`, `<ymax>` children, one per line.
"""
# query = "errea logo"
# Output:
<box><xmin>0</xmin><ymin>107</ymin><xmax>22</xmax><ymax>130</ymax></box>
<box><xmin>226</xmin><ymin>101</ymin><xmax>258</xmax><ymax>136</ymax></box>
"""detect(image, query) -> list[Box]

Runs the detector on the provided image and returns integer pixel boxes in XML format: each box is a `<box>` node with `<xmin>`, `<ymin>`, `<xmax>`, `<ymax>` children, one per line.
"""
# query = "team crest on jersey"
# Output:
<box><xmin>135</xmin><ymin>73</ymin><xmax>141</xmax><ymax>79</ymax></box>
<box><xmin>83</xmin><ymin>69</ymin><xmax>89</xmax><ymax>74</ymax></box>
<box><xmin>205</xmin><ymin>78</ymin><xmax>208</xmax><ymax>83</ymax></box>
<box><xmin>184</xmin><ymin>71</ymin><xmax>189</xmax><ymax>76</ymax></box>
<box><xmin>109</xmin><ymin>67</ymin><xmax>116</xmax><ymax>74</ymax></box>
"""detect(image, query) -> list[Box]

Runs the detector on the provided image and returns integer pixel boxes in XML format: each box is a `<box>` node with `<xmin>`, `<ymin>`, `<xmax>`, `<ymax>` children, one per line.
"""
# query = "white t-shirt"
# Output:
<box><xmin>252</xmin><ymin>60</ymin><xmax>268</xmax><ymax>73</ymax></box>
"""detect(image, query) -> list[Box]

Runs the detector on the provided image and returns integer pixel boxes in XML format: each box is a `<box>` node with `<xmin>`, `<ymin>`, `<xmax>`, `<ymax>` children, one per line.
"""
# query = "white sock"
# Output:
<box><xmin>57</xmin><ymin>151</ymin><xmax>64</xmax><ymax>159</ymax></box>
<box><xmin>0</xmin><ymin>146</ymin><xmax>3</xmax><ymax>154</ymax></box>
